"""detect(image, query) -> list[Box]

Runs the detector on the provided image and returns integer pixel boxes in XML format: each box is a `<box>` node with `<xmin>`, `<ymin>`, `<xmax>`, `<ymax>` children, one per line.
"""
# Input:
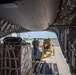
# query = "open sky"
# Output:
<box><xmin>20</xmin><ymin>31</ymin><xmax>57</xmax><ymax>38</ymax></box>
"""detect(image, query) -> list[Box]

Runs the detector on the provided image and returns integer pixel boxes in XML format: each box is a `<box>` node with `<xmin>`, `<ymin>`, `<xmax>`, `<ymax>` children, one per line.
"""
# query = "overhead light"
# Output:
<box><xmin>1</xmin><ymin>3</ymin><xmax>18</xmax><ymax>8</ymax></box>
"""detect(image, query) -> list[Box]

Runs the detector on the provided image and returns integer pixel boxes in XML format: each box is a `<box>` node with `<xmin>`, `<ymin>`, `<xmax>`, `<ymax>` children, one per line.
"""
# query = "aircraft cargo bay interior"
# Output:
<box><xmin>0</xmin><ymin>0</ymin><xmax>76</xmax><ymax>75</ymax></box>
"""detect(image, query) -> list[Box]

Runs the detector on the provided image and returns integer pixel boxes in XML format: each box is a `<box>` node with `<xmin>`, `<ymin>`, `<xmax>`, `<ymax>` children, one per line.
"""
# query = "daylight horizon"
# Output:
<box><xmin>20</xmin><ymin>31</ymin><xmax>57</xmax><ymax>39</ymax></box>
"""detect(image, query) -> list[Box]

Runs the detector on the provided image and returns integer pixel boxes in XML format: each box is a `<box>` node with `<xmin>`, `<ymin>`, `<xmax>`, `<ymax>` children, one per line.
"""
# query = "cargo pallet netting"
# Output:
<box><xmin>0</xmin><ymin>37</ymin><xmax>32</xmax><ymax>75</ymax></box>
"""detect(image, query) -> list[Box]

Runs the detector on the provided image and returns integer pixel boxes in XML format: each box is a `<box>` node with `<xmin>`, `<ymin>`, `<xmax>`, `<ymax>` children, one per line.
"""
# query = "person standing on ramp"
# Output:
<box><xmin>32</xmin><ymin>38</ymin><xmax>38</xmax><ymax>55</ymax></box>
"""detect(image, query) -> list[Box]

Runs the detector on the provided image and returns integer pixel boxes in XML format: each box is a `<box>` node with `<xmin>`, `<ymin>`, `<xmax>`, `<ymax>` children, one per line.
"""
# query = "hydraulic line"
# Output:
<box><xmin>36</xmin><ymin>62</ymin><xmax>41</xmax><ymax>73</ymax></box>
<box><xmin>36</xmin><ymin>63</ymin><xmax>43</xmax><ymax>75</ymax></box>
<box><xmin>41</xmin><ymin>61</ymin><xmax>46</xmax><ymax>74</ymax></box>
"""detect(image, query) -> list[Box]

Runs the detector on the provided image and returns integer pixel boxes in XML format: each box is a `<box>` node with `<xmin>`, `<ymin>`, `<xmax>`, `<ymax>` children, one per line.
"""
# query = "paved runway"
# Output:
<box><xmin>42</xmin><ymin>46</ymin><xmax>71</xmax><ymax>75</ymax></box>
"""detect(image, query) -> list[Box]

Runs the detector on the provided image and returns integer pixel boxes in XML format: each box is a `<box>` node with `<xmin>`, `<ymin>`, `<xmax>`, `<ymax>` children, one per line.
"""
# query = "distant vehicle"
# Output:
<box><xmin>42</xmin><ymin>38</ymin><xmax>54</xmax><ymax>58</ymax></box>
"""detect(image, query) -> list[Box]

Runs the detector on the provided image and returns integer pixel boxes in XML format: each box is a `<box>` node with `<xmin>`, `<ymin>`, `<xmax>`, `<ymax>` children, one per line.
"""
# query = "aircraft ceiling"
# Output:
<box><xmin>0</xmin><ymin>0</ymin><xmax>60</xmax><ymax>31</ymax></box>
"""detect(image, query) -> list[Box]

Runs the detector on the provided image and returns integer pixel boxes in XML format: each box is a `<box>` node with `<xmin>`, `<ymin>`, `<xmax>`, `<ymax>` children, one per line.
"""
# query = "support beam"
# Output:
<box><xmin>49</xmin><ymin>25</ymin><xmax>76</xmax><ymax>27</ymax></box>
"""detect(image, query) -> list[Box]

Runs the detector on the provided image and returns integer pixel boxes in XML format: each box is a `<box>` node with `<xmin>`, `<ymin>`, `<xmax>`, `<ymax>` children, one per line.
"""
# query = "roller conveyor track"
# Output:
<box><xmin>33</xmin><ymin>62</ymin><xmax>59</xmax><ymax>75</ymax></box>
